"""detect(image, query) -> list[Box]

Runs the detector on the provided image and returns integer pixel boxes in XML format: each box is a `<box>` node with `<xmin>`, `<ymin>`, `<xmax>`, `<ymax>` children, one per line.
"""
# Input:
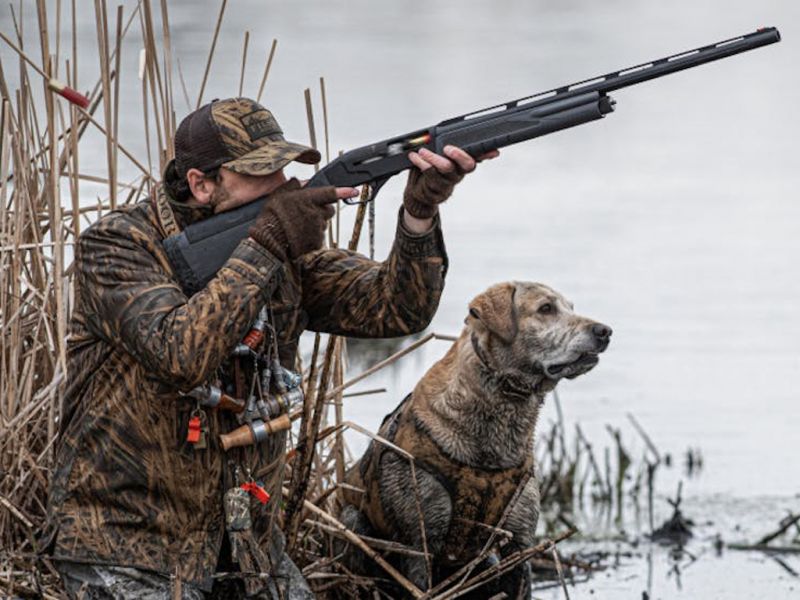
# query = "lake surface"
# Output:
<box><xmin>4</xmin><ymin>0</ymin><xmax>798</xmax><ymax>596</ymax></box>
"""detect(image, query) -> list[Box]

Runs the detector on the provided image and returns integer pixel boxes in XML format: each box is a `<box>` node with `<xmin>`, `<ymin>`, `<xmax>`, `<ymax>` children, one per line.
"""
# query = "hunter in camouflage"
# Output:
<box><xmin>45</xmin><ymin>97</ymin><xmax>497</xmax><ymax>598</ymax></box>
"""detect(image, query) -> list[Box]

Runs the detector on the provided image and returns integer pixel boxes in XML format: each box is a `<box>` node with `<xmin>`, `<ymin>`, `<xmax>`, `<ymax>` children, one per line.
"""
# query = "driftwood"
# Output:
<box><xmin>757</xmin><ymin>513</ymin><xmax>800</xmax><ymax>546</ymax></box>
<box><xmin>727</xmin><ymin>544</ymin><xmax>800</xmax><ymax>555</ymax></box>
<box><xmin>727</xmin><ymin>512</ymin><xmax>800</xmax><ymax>556</ymax></box>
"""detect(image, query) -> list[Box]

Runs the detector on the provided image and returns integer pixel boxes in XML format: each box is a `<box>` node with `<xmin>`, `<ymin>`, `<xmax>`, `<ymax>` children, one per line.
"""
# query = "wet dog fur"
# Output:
<box><xmin>336</xmin><ymin>281</ymin><xmax>611</xmax><ymax>598</ymax></box>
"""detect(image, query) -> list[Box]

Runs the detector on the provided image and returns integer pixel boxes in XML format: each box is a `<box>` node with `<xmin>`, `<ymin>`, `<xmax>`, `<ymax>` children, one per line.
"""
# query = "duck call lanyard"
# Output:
<box><xmin>153</xmin><ymin>186</ymin><xmax>181</xmax><ymax>238</ymax></box>
<box><xmin>158</xmin><ymin>187</ymin><xmax>277</xmax><ymax>507</ymax></box>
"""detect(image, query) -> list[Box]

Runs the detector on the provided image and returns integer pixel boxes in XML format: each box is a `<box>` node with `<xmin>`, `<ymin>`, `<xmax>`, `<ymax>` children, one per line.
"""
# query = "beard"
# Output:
<box><xmin>209</xmin><ymin>184</ymin><xmax>232</xmax><ymax>212</ymax></box>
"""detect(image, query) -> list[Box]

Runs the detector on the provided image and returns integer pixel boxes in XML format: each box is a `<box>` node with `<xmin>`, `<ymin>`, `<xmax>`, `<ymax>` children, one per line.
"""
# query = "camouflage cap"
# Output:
<box><xmin>173</xmin><ymin>98</ymin><xmax>320</xmax><ymax>179</ymax></box>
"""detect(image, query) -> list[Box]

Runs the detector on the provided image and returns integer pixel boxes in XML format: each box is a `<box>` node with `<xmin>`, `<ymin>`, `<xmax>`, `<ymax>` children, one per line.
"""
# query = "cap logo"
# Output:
<box><xmin>239</xmin><ymin>109</ymin><xmax>282</xmax><ymax>142</ymax></box>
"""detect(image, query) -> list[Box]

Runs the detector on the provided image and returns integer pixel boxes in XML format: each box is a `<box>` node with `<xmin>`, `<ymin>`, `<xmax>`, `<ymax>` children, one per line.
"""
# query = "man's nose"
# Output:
<box><xmin>591</xmin><ymin>323</ymin><xmax>613</xmax><ymax>340</ymax></box>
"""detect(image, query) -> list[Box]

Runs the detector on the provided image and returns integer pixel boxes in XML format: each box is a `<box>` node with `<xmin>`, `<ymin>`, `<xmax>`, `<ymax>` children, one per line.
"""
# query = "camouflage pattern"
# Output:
<box><xmin>343</xmin><ymin>393</ymin><xmax>535</xmax><ymax>565</ymax></box>
<box><xmin>212</xmin><ymin>99</ymin><xmax>320</xmax><ymax>177</ymax></box>
<box><xmin>56</xmin><ymin>561</ymin><xmax>205</xmax><ymax>600</ymax></box>
<box><xmin>45</xmin><ymin>184</ymin><xmax>447</xmax><ymax>593</ymax></box>
<box><xmin>224</xmin><ymin>488</ymin><xmax>252</xmax><ymax>533</ymax></box>
<box><xmin>173</xmin><ymin>97</ymin><xmax>320</xmax><ymax>179</ymax></box>
<box><xmin>56</xmin><ymin>557</ymin><xmax>313</xmax><ymax>600</ymax></box>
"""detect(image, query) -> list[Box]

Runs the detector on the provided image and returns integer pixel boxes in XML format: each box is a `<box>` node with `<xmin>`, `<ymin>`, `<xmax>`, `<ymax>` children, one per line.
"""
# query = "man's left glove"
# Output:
<box><xmin>402</xmin><ymin>167</ymin><xmax>465</xmax><ymax>220</ymax></box>
<box><xmin>248</xmin><ymin>178</ymin><xmax>336</xmax><ymax>262</ymax></box>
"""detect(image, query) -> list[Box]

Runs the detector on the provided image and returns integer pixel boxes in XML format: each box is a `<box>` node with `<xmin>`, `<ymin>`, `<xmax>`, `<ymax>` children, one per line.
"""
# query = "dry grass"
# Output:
<box><xmin>0</xmin><ymin>2</ymin><xmax>580</xmax><ymax>597</ymax></box>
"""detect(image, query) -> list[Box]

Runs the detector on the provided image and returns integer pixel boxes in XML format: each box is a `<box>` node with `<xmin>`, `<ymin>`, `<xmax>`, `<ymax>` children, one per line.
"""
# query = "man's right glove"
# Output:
<box><xmin>402</xmin><ymin>166</ymin><xmax>465</xmax><ymax>220</ymax></box>
<box><xmin>248</xmin><ymin>178</ymin><xmax>337</xmax><ymax>262</ymax></box>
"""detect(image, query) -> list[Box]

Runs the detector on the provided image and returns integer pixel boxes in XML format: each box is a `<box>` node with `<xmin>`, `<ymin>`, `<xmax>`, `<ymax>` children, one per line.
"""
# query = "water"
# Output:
<box><xmin>4</xmin><ymin>0</ymin><xmax>798</xmax><ymax>596</ymax></box>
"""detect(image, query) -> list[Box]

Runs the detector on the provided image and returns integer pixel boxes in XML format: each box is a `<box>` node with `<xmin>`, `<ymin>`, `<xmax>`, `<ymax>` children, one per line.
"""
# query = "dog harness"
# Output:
<box><xmin>343</xmin><ymin>393</ymin><xmax>535</xmax><ymax>564</ymax></box>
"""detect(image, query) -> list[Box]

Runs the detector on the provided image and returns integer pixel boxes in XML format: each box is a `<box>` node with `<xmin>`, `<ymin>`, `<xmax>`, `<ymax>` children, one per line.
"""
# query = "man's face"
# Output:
<box><xmin>195</xmin><ymin>167</ymin><xmax>286</xmax><ymax>213</ymax></box>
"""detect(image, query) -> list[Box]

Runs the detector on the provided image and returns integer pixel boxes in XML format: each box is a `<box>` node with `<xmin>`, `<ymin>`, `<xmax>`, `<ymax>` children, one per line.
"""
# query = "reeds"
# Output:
<box><xmin>1</xmin><ymin>3</ymin><xmax>586</xmax><ymax>597</ymax></box>
<box><xmin>1</xmin><ymin>2</ymin><xmax>176</xmax><ymax>594</ymax></box>
<box><xmin>534</xmin><ymin>391</ymin><xmax>672</xmax><ymax>544</ymax></box>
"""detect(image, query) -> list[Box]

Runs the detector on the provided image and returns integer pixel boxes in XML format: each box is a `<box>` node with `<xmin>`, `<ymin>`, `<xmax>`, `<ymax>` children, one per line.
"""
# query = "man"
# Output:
<box><xmin>45</xmin><ymin>97</ymin><xmax>496</xmax><ymax>598</ymax></box>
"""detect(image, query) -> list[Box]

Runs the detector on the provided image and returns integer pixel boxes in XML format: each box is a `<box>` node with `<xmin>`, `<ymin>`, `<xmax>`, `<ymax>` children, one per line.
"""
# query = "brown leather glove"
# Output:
<box><xmin>248</xmin><ymin>178</ymin><xmax>336</xmax><ymax>261</ymax></box>
<box><xmin>402</xmin><ymin>166</ymin><xmax>465</xmax><ymax>219</ymax></box>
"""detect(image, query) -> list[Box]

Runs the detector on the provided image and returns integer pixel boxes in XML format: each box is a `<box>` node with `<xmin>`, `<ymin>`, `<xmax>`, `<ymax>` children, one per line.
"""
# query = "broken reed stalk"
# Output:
<box><xmin>286</xmin><ymin>326</ymin><xmax>338</xmax><ymax>550</ymax></box>
<box><xmin>140</xmin><ymin>0</ymin><xmax>170</xmax><ymax>174</ymax></box>
<box><xmin>315</xmin><ymin>77</ymin><xmax>349</xmax><ymax>487</ymax></box>
<box><xmin>727</xmin><ymin>544</ymin><xmax>800</xmax><ymax>555</ymax></box>
<box><xmin>54</xmin><ymin>0</ymin><xmax>62</xmax><ymax>72</ymax></box>
<box><xmin>141</xmin><ymin>50</ymin><xmax>154</xmax><ymax>177</ymax></box>
<box><xmin>308</xmin><ymin>519</ymin><xmax>426</xmax><ymax>558</ymax></box>
<box><xmin>112</xmin><ymin>5</ymin><xmax>123</xmax><ymax>207</ymax></box>
<box><xmin>627</xmin><ymin>412</ymin><xmax>661</xmax><ymax>465</ymax></box>
<box><xmin>70</xmin><ymin>0</ymin><xmax>77</xmax><ymax>88</ymax></box>
<box><xmin>36</xmin><ymin>1</ymin><xmax>51</xmax><ymax>72</ymax></box>
<box><xmin>320</xmin><ymin>77</ymin><xmax>330</xmax><ymax>164</ymax></box>
<box><xmin>284</xmin><ymin>86</ymin><xmax>330</xmax><ymax>550</ymax></box>
<box><xmin>303</xmin><ymin>333</ymin><xmax>322</xmax><ymax>416</ymax></box>
<box><xmin>340</xmin><ymin>387</ymin><xmax>386</xmax><ymax>399</ymax></box>
<box><xmin>756</xmin><ymin>513</ymin><xmax>800</xmax><ymax>547</ymax></box>
<box><xmin>196</xmin><ymin>0</ymin><xmax>227</xmax><ymax>109</ymax></box>
<box><xmin>285</xmin><ymin>487</ymin><xmax>425</xmax><ymax>598</ymax></box>
<box><xmin>93</xmin><ymin>0</ymin><xmax>116</xmax><ymax>209</ymax></box>
<box><xmin>303</xmin><ymin>88</ymin><xmax>318</xmax><ymax>171</ymax></box>
<box><xmin>606</xmin><ymin>425</ymin><xmax>630</xmax><ymax>522</ymax></box>
<box><xmin>323</xmin><ymin>332</ymin><xmax>454</xmax><ymax>401</ymax></box>
<box><xmin>332</xmin><ymin>332</ymin><xmax>346</xmax><ymax>484</ymax></box>
<box><xmin>318</xmin><ymin>79</ymin><xmax>337</xmax><ymax>248</ymax></box>
<box><xmin>575</xmin><ymin>424</ymin><xmax>605</xmax><ymax>500</ymax></box>
<box><xmin>425</xmin><ymin>471</ymin><xmax>535</xmax><ymax>597</ymax></box>
<box><xmin>159</xmin><ymin>0</ymin><xmax>176</xmax><ymax>154</ymax></box>
<box><xmin>65</xmin><ymin>79</ymin><xmax>80</xmax><ymax>237</ymax></box>
<box><xmin>75</xmin><ymin>108</ymin><xmax>151</xmax><ymax>177</ymax></box>
<box><xmin>176</xmin><ymin>57</ymin><xmax>191</xmax><ymax>111</ymax></box>
<box><xmin>238</xmin><ymin>30</ymin><xmax>249</xmax><ymax>98</ymax></box>
<box><xmin>433</xmin><ymin>529</ymin><xmax>577</xmax><ymax>600</ymax></box>
<box><xmin>552</xmin><ymin>547</ymin><xmax>571</xmax><ymax>600</ymax></box>
<box><xmin>256</xmin><ymin>39</ymin><xmax>277</xmax><ymax>103</ymax></box>
<box><xmin>47</xmin><ymin>64</ymin><xmax>67</xmax><ymax>439</ymax></box>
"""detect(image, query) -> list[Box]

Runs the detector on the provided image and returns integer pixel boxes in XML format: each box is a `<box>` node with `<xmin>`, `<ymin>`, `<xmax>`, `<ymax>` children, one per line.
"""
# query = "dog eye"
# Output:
<box><xmin>538</xmin><ymin>303</ymin><xmax>554</xmax><ymax>315</ymax></box>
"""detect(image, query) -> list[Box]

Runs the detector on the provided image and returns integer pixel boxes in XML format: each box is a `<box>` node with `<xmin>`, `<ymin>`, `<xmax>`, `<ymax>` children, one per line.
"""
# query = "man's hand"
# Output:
<box><xmin>248</xmin><ymin>179</ymin><xmax>357</xmax><ymax>261</ymax></box>
<box><xmin>403</xmin><ymin>145</ymin><xmax>499</xmax><ymax>232</ymax></box>
<box><xmin>333</xmin><ymin>186</ymin><xmax>360</xmax><ymax>201</ymax></box>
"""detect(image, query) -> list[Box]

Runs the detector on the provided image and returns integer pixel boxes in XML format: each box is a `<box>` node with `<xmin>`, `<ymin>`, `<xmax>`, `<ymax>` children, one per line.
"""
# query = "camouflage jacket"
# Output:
<box><xmin>46</xmin><ymin>185</ymin><xmax>448</xmax><ymax>590</ymax></box>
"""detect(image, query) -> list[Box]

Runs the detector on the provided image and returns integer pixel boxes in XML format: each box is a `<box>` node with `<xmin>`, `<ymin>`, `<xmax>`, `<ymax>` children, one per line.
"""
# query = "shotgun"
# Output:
<box><xmin>164</xmin><ymin>27</ymin><xmax>780</xmax><ymax>295</ymax></box>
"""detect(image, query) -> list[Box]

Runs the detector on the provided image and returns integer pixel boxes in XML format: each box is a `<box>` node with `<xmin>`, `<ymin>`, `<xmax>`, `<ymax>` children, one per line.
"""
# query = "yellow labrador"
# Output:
<box><xmin>338</xmin><ymin>281</ymin><xmax>611</xmax><ymax>597</ymax></box>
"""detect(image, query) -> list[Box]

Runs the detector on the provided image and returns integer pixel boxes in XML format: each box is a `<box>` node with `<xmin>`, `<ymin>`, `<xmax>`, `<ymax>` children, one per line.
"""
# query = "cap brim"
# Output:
<box><xmin>222</xmin><ymin>140</ymin><xmax>321</xmax><ymax>176</ymax></box>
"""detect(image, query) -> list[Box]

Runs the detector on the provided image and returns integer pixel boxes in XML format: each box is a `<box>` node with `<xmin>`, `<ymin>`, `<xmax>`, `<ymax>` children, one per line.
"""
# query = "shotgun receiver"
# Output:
<box><xmin>164</xmin><ymin>27</ymin><xmax>780</xmax><ymax>295</ymax></box>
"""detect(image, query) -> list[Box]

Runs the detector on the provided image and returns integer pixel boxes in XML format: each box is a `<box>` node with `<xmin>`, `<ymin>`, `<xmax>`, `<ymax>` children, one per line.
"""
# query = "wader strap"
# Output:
<box><xmin>153</xmin><ymin>186</ymin><xmax>181</xmax><ymax>238</ymax></box>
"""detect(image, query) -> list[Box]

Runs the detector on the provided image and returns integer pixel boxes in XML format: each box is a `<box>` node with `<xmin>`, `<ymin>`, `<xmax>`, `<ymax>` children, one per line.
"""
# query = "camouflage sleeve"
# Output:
<box><xmin>299</xmin><ymin>208</ymin><xmax>448</xmax><ymax>337</ymax></box>
<box><xmin>76</xmin><ymin>212</ymin><xmax>283</xmax><ymax>389</ymax></box>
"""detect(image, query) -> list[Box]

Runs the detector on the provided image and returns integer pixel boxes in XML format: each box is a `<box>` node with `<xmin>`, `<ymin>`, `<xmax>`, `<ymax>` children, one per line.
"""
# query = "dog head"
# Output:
<box><xmin>465</xmin><ymin>281</ymin><xmax>611</xmax><ymax>395</ymax></box>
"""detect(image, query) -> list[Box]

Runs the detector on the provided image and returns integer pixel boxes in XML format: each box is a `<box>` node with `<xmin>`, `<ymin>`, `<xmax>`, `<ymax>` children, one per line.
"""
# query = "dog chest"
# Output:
<box><xmin>348</xmin><ymin>394</ymin><xmax>535</xmax><ymax>565</ymax></box>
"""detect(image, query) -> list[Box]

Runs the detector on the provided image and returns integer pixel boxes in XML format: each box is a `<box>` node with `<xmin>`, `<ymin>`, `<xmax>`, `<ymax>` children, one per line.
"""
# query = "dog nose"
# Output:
<box><xmin>591</xmin><ymin>323</ymin><xmax>612</xmax><ymax>339</ymax></box>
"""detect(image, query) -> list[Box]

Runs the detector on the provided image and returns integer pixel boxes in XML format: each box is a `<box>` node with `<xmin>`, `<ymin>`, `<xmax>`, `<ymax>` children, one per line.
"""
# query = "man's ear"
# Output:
<box><xmin>466</xmin><ymin>282</ymin><xmax>518</xmax><ymax>344</ymax></box>
<box><xmin>186</xmin><ymin>168</ymin><xmax>215</xmax><ymax>205</ymax></box>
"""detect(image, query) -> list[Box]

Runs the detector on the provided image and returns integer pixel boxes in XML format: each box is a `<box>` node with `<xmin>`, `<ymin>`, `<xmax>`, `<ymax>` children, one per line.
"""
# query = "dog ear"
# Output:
<box><xmin>467</xmin><ymin>283</ymin><xmax>518</xmax><ymax>344</ymax></box>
